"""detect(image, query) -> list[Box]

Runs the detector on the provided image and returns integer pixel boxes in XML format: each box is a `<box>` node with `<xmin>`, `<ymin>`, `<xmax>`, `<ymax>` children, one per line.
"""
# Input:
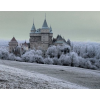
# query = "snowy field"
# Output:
<box><xmin>0</xmin><ymin>64</ymin><xmax>86</xmax><ymax>89</ymax></box>
<box><xmin>0</xmin><ymin>60</ymin><xmax>100</xmax><ymax>89</ymax></box>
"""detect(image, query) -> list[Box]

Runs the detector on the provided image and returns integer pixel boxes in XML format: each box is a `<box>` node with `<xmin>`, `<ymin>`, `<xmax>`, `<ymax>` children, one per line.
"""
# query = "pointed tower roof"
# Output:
<box><xmin>42</xmin><ymin>19</ymin><xmax>48</xmax><ymax>28</ymax></box>
<box><xmin>31</xmin><ymin>20</ymin><xmax>36</xmax><ymax>31</ymax></box>
<box><xmin>56</xmin><ymin>35</ymin><xmax>63</xmax><ymax>40</ymax></box>
<box><xmin>23</xmin><ymin>40</ymin><xmax>28</xmax><ymax>46</ymax></box>
<box><xmin>50</xmin><ymin>25</ymin><xmax>52</xmax><ymax>32</ymax></box>
<box><xmin>11</xmin><ymin>37</ymin><xmax>17</xmax><ymax>42</ymax></box>
<box><xmin>42</xmin><ymin>14</ymin><xmax>49</xmax><ymax>28</ymax></box>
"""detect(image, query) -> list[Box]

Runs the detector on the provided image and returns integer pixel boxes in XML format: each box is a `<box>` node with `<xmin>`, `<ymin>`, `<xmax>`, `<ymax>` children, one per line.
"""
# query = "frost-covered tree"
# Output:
<box><xmin>15</xmin><ymin>56</ymin><xmax>22</xmax><ymax>62</ymax></box>
<box><xmin>8</xmin><ymin>53</ymin><xmax>16</xmax><ymax>61</ymax></box>
<box><xmin>0</xmin><ymin>47</ymin><xmax>9</xmax><ymax>60</ymax></box>
<box><xmin>72</xmin><ymin>42</ymin><xmax>99</xmax><ymax>58</ymax></box>
<box><xmin>0</xmin><ymin>40</ymin><xmax>100</xmax><ymax>70</ymax></box>
<box><xmin>29</xmin><ymin>54</ymin><xmax>44</xmax><ymax>64</ymax></box>
<box><xmin>46</xmin><ymin>45</ymin><xmax>71</xmax><ymax>59</ymax></box>
<box><xmin>59</xmin><ymin>54</ymin><xmax>71</xmax><ymax>66</ymax></box>
<box><xmin>46</xmin><ymin>45</ymin><xmax>58</xmax><ymax>58</ymax></box>
<box><xmin>78</xmin><ymin>56</ymin><xmax>86</xmax><ymax>68</ymax></box>
<box><xmin>21</xmin><ymin>49</ymin><xmax>44</xmax><ymax>63</ymax></box>
<box><xmin>53</xmin><ymin>57</ymin><xmax>59</xmax><ymax>65</ymax></box>
<box><xmin>21</xmin><ymin>50</ymin><xmax>35</xmax><ymax>62</ymax></box>
<box><xmin>69</xmin><ymin>52</ymin><xmax>79</xmax><ymax>67</ymax></box>
<box><xmin>35</xmin><ymin>50</ymin><xmax>43</xmax><ymax>56</ymax></box>
<box><xmin>44</xmin><ymin>57</ymin><xmax>53</xmax><ymax>64</ymax></box>
<box><xmin>71</xmin><ymin>42</ymin><xmax>100</xmax><ymax>69</ymax></box>
<box><xmin>94</xmin><ymin>59</ymin><xmax>100</xmax><ymax>69</ymax></box>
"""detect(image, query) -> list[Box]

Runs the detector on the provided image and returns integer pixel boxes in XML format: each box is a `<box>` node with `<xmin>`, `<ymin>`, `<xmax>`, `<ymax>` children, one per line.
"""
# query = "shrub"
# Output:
<box><xmin>0</xmin><ymin>49</ymin><xmax>9</xmax><ymax>60</ymax></box>
<box><xmin>44</xmin><ymin>57</ymin><xmax>53</xmax><ymax>64</ymax></box>
<box><xmin>8</xmin><ymin>53</ymin><xmax>16</xmax><ymax>61</ymax></box>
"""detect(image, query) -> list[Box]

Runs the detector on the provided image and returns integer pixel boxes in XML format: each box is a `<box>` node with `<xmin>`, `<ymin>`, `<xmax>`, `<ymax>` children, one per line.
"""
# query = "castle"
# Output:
<box><xmin>9</xmin><ymin>37</ymin><xmax>18</xmax><ymax>53</ymax></box>
<box><xmin>9</xmin><ymin>16</ymin><xmax>68</xmax><ymax>53</ymax></box>
<box><xmin>29</xmin><ymin>17</ymin><xmax>53</xmax><ymax>50</ymax></box>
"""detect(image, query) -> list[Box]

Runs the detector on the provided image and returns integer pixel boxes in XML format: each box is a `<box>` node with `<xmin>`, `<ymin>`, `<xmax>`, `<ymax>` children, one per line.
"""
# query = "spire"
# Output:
<box><xmin>31</xmin><ymin>19</ymin><xmax>36</xmax><ymax>31</ymax></box>
<box><xmin>50</xmin><ymin>25</ymin><xmax>52</xmax><ymax>32</ymax></box>
<box><xmin>11</xmin><ymin>37</ymin><xmax>17</xmax><ymax>42</ymax></box>
<box><xmin>42</xmin><ymin>14</ymin><xmax>48</xmax><ymax>28</ymax></box>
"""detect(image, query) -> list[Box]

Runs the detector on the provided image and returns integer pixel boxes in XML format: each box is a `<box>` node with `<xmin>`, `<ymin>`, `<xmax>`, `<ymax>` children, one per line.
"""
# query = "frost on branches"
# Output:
<box><xmin>21</xmin><ymin>50</ymin><xmax>44</xmax><ymax>64</ymax></box>
<box><xmin>0</xmin><ymin>40</ymin><xmax>100</xmax><ymax>70</ymax></box>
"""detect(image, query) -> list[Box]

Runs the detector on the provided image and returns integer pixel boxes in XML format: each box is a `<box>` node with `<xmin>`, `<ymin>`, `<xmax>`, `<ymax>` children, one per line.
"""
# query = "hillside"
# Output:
<box><xmin>0</xmin><ymin>60</ymin><xmax>100</xmax><ymax>89</ymax></box>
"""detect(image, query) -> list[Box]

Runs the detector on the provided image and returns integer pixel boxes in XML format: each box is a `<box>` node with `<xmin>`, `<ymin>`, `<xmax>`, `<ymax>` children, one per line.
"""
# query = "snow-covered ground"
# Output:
<box><xmin>0</xmin><ymin>60</ymin><xmax>100</xmax><ymax>89</ymax></box>
<box><xmin>0</xmin><ymin>64</ymin><xmax>87</xmax><ymax>89</ymax></box>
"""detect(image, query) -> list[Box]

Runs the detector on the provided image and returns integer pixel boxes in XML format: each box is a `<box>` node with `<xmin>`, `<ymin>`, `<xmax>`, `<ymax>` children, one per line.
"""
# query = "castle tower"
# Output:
<box><xmin>40</xmin><ymin>17</ymin><xmax>53</xmax><ymax>50</ymax></box>
<box><xmin>9</xmin><ymin>37</ymin><xmax>18</xmax><ymax>53</ymax></box>
<box><xmin>31</xmin><ymin>20</ymin><xmax>36</xmax><ymax>33</ymax></box>
<box><xmin>50</xmin><ymin>25</ymin><xmax>52</xmax><ymax>32</ymax></box>
<box><xmin>29</xmin><ymin>16</ymin><xmax>53</xmax><ymax>50</ymax></box>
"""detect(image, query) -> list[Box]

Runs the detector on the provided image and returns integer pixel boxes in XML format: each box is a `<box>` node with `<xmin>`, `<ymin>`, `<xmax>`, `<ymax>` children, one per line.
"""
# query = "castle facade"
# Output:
<box><xmin>29</xmin><ymin>18</ymin><xmax>53</xmax><ymax>50</ymax></box>
<box><xmin>9</xmin><ymin>16</ymin><xmax>69</xmax><ymax>53</ymax></box>
<box><xmin>9</xmin><ymin>37</ymin><xmax>18</xmax><ymax>53</ymax></box>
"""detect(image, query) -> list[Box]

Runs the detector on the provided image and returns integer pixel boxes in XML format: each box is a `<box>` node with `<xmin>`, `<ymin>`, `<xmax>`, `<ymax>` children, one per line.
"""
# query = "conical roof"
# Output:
<box><xmin>42</xmin><ymin>19</ymin><xmax>48</xmax><ymax>28</ymax></box>
<box><xmin>31</xmin><ymin>22</ymin><xmax>36</xmax><ymax>31</ymax></box>
<box><xmin>56</xmin><ymin>35</ymin><xmax>63</xmax><ymax>40</ymax></box>
<box><xmin>11</xmin><ymin>37</ymin><xmax>17</xmax><ymax>42</ymax></box>
<box><xmin>23</xmin><ymin>41</ymin><xmax>28</xmax><ymax>46</ymax></box>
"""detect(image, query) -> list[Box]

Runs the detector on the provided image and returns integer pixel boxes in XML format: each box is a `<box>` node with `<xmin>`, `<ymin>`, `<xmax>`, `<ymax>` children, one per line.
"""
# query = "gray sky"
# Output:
<box><xmin>0</xmin><ymin>11</ymin><xmax>100</xmax><ymax>42</ymax></box>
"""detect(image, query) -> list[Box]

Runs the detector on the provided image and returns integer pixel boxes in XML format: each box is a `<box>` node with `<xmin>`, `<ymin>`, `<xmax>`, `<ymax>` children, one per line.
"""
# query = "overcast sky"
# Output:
<box><xmin>0</xmin><ymin>11</ymin><xmax>100</xmax><ymax>42</ymax></box>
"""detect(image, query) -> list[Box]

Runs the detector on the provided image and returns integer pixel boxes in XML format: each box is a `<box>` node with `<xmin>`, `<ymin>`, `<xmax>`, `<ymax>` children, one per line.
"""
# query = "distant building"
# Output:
<box><xmin>21</xmin><ymin>41</ymin><xmax>29</xmax><ymax>51</ymax></box>
<box><xmin>9</xmin><ymin>37</ymin><xmax>18</xmax><ymax>53</ymax></box>
<box><xmin>29</xmin><ymin>17</ymin><xmax>53</xmax><ymax>50</ymax></box>
<box><xmin>53</xmin><ymin>35</ymin><xmax>67</xmax><ymax>46</ymax></box>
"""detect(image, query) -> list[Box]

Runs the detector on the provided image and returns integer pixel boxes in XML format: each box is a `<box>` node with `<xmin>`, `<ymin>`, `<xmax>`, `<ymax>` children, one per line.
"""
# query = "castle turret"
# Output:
<box><xmin>42</xmin><ymin>14</ymin><xmax>49</xmax><ymax>29</ymax></box>
<box><xmin>9</xmin><ymin>37</ymin><xmax>18</xmax><ymax>53</ymax></box>
<box><xmin>31</xmin><ymin>20</ymin><xmax>36</xmax><ymax>33</ymax></box>
<box><xmin>42</xmin><ymin>19</ymin><xmax>48</xmax><ymax>28</ymax></box>
<box><xmin>50</xmin><ymin>25</ymin><xmax>52</xmax><ymax>33</ymax></box>
<box><xmin>29</xmin><ymin>16</ymin><xmax>53</xmax><ymax>50</ymax></box>
<box><xmin>41</xmin><ymin>15</ymin><xmax>50</xmax><ymax>33</ymax></box>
